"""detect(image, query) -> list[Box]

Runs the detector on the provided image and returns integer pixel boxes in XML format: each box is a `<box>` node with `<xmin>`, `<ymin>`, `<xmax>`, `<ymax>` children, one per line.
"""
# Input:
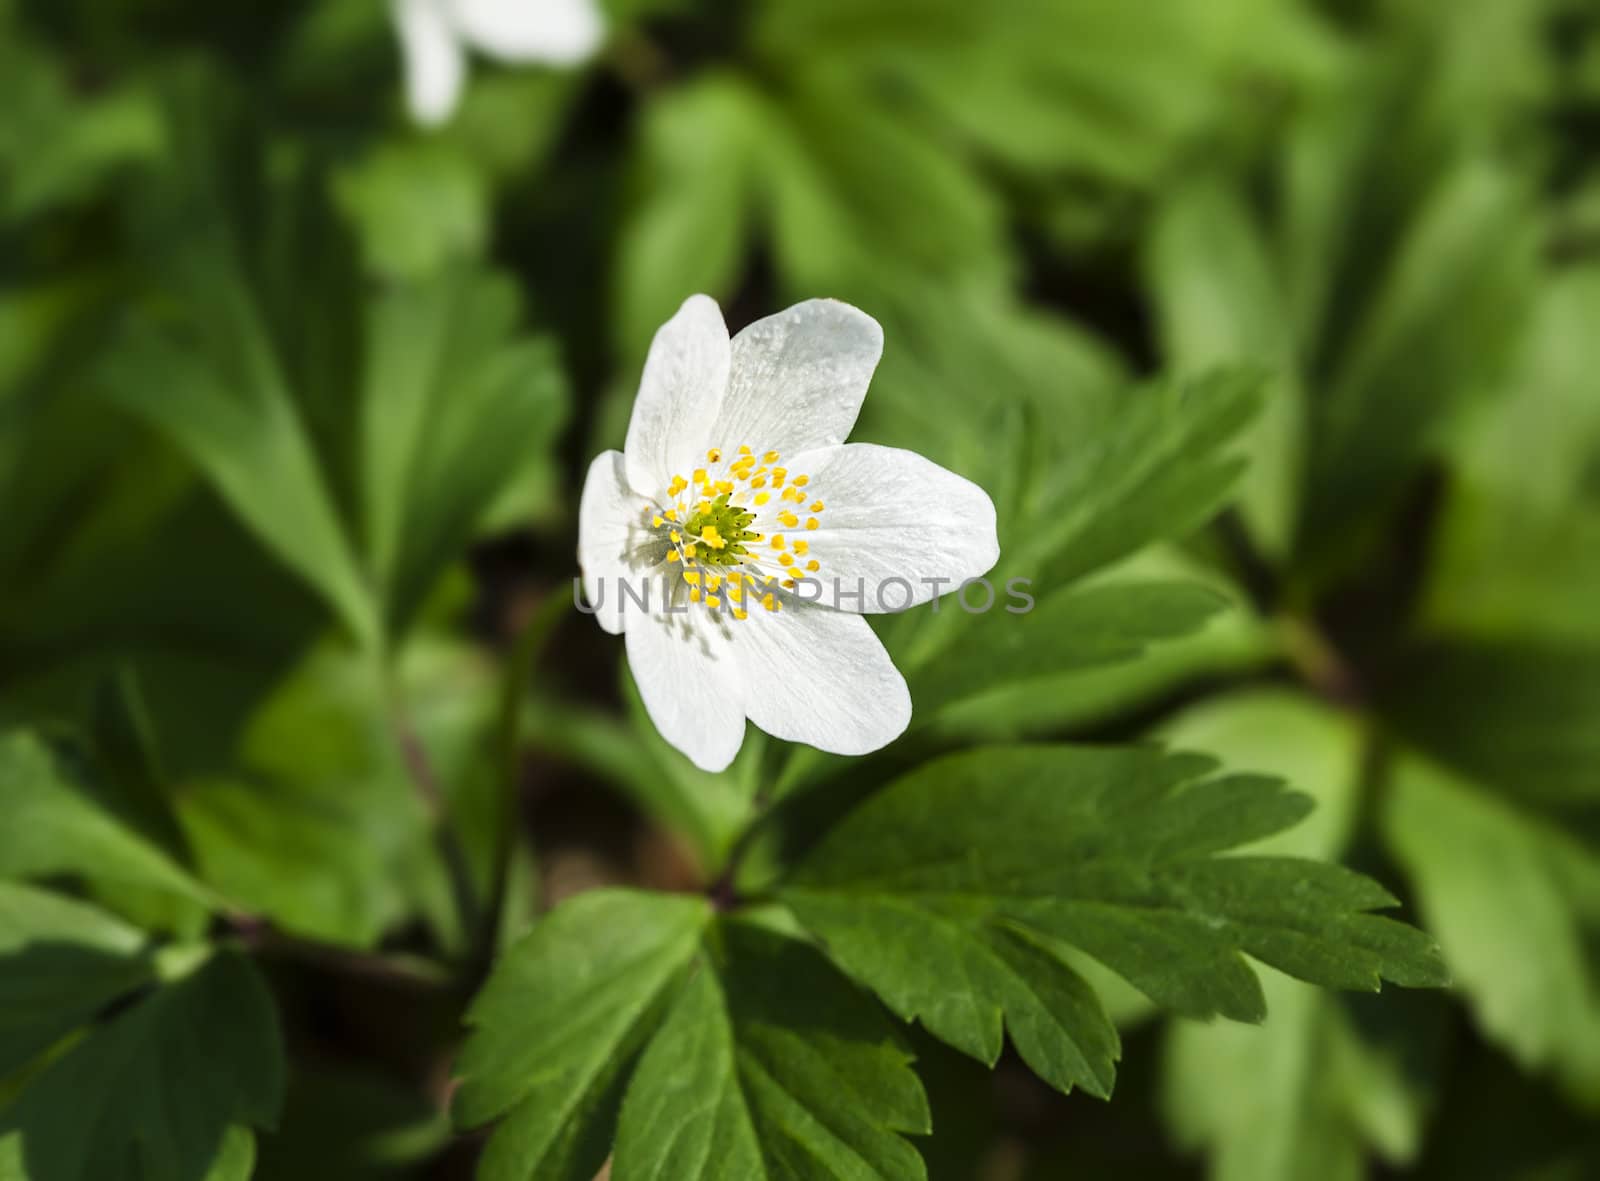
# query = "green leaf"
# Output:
<box><xmin>96</xmin><ymin>239</ymin><xmax>378</xmax><ymax>648</ymax></box>
<box><xmin>358</xmin><ymin>269</ymin><xmax>569</xmax><ymax>634</ymax></box>
<box><xmin>0</xmin><ymin>30</ymin><xmax>162</xmax><ymax>223</ymax></box>
<box><xmin>1423</xmin><ymin>267</ymin><xmax>1600</xmax><ymax>646</ymax></box>
<box><xmin>0</xmin><ymin>883</ymin><xmax>153</xmax><ymax>1078</ymax></box>
<box><xmin>909</xmin><ymin>581</ymin><xmax>1229</xmax><ymax>719</ymax></box>
<box><xmin>1299</xmin><ymin>148</ymin><xmax>1536</xmax><ymax>550</ymax></box>
<box><xmin>759</xmin><ymin>69</ymin><xmax>1009</xmax><ymax>296</ymax></box>
<box><xmin>334</xmin><ymin>141</ymin><xmax>489</xmax><ymax>281</ymax></box>
<box><xmin>1018</xmin><ymin>369</ymin><xmax>1265</xmax><ymax>590</ymax></box>
<box><xmin>612</xmin><ymin>919</ymin><xmax>930</xmax><ymax>1180</ymax></box>
<box><xmin>781</xmin><ymin>744</ymin><xmax>1445</xmax><ymax>1100</ymax></box>
<box><xmin>615</xmin><ymin>74</ymin><xmax>761</xmax><ymax>360</ymax></box>
<box><xmin>179</xmin><ymin>637</ymin><xmax>499</xmax><ymax>950</ymax></box>
<box><xmin>0</xmin><ymin>950</ymin><xmax>284</xmax><ymax>1181</ymax></box>
<box><xmin>1147</xmin><ymin>177</ymin><xmax>1304</xmax><ymax>559</ymax></box>
<box><xmin>1384</xmin><ymin>752</ymin><xmax>1600</xmax><ymax>1107</ymax></box>
<box><xmin>0</xmin><ymin>730</ymin><xmax>217</xmax><ymax>913</ymax></box>
<box><xmin>456</xmin><ymin>891</ymin><xmax>711</xmax><ymax>1181</ymax></box>
<box><xmin>1158</xmin><ymin>692</ymin><xmax>1429</xmax><ymax>1180</ymax></box>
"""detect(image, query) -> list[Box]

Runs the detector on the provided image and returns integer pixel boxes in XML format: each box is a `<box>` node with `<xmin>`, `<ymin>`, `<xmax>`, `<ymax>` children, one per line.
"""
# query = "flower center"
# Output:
<box><xmin>647</xmin><ymin>445</ymin><xmax>829</xmax><ymax>618</ymax></box>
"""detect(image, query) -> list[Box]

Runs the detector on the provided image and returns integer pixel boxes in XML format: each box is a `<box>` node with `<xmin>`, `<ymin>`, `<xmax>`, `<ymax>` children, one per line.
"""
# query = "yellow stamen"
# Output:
<box><xmin>806</xmin><ymin>518</ymin><xmax>819</xmax><ymax>530</ymax></box>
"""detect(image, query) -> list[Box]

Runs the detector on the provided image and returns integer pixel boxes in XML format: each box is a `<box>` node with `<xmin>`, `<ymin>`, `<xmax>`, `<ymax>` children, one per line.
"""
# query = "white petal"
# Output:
<box><xmin>783</xmin><ymin>443</ymin><xmax>999</xmax><ymax>613</ymax></box>
<box><xmin>626</xmin><ymin>606</ymin><xmax>747</xmax><ymax>773</ymax></box>
<box><xmin>714</xmin><ymin>300</ymin><xmax>883</xmax><ymax>457</ymax></box>
<box><xmin>393</xmin><ymin>0</ymin><xmax>467</xmax><ymax>126</ymax></box>
<box><xmin>448</xmin><ymin>0</ymin><xmax>604</xmax><ymax>63</ymax></box>
<box><xmin>731</xmin><ymin>603</ymin><xmax>910</xmax><ymax>756</ymax></box>
<box><xmin>578</xmin><ymin>450</ymin><xmax>659</xmax><ymax>636</ymax></box>
<box><xmin>623</xmin><ymin>295</ymin><xmax>731</xmax><ymax>498</ymax></box>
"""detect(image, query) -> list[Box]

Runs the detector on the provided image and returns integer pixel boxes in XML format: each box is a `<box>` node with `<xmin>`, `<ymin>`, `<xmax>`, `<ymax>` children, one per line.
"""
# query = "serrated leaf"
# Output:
<box><xmin>0</xmin><ymin>883</ymin><xmax>153</xmax><ymax>1078</ymax></box>
<box><xmin>0</xmin><ymin>730</ymin><xmax>217</xmax><ymax>913</ymax></box>
<box><xmin>456</xmin><ymin>891</ymin><xmax>711</xmax><ymax>1181</ymax></box>
<box><xmin>1148</xmin><ymin>177</ymin><xmax>1304</xmax><ymax>559</ymax></box>
<box><xmin>1384</xmin><ymin>752</ymin><xmax>1600</xmax><ymax>1107</ymax></box>
<box><xmin>781</xmin><ymin>745</ymin><xmax>1444</xmax><ymax>1099</ymax></box>
<box><xmin>1019</xmin><ymin>369</ymin><xmax>1265</xmax><ymax>590</ymax></box>
<box><xmin>1158</xmin><ymin>692</ymin><xmax>1429</xmax><ymax>1181</ymax></box>
<box><xmin>910</xmin><ymin>581</ymin><xmax>1229</xmax><ymax>719</ymax></box>
<box><xmin>0</xmin><ymin>950</ymin><xmax>284</xmax><ymax>1181</ymax></box>
<box><xmin>612</xmin><ymin>919</ymin><xmax>930</xmax><ymax>1181</ymax></box>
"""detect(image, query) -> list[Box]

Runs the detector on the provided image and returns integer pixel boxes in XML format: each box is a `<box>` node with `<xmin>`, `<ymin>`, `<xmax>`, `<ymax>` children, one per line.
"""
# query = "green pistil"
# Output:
<box><xmin>684</xmin><ymin>493</ymin><xmax>761</xmax><ymax>567</ymax></box>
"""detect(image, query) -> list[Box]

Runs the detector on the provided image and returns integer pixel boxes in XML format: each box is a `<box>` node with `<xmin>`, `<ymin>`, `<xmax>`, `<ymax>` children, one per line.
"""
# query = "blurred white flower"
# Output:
<box><xmin>391</xmin><ymin>0</ymin><xmax>604</xmax><ymax>127</ymax></box>
<box><xmin>578</xmin><ymin>295</ymin><xmax>1000</xmax><ymax>772</ymax></box>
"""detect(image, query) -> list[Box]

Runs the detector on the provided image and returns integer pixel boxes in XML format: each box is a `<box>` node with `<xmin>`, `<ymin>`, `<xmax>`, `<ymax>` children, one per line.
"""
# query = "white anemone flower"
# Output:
<box><xmin>578</xmin><ymin>295</ymin><xmax>1000</xmax><ymax>772</ymax></box>
<box><xmin>391</xmin><ymin>0</ymin><xmax>605</xmax><ymax>127</ymax></box>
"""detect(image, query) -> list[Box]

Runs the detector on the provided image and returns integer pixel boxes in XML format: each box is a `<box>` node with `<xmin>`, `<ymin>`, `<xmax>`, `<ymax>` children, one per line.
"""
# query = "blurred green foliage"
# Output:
<box><xmin>3</xmin><ymin>0</ymin><xmax>1600</xmax><ymax>1177</ymax></box>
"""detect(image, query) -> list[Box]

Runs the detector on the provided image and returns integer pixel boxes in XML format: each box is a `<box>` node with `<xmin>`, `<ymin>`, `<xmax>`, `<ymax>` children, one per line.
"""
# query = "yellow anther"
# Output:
<box><xmin>733</xmin><ymin>608</ymin><xmax>749</xmax><ymax>620</ymax></box>
<box><xmin>690</xmin><ymin>588</ymin><xmax>702</xmax><ymax>603</ymax></box>
<box><xmin>806</xmin><ymin>560</ymin><xmax>820</xmax><ymax>572</ymax></box>
<box><xmin>779</xmin><ymin>553</ymin><xmax>794</xmax><ymax>567</ymax></box>
<box><xmin>770</xmin><ymin>536</ymin><xmax>785</xmax><ymax>550</ymax></box>
<box><xmin>806</xmin><ymin>518</ymin><xmax>819</xmax><ymax>530</ymax></box>
<box><xmin>716</xmin><ymin>480</ymin><xmax>734</xmax><ymax>495</ymax></box>
<box><xmin>683</xmin><ymin>570</ymin><xmax>701</xmax><ymax>585</ymax></box>
<box><xmin>754</xmin><ymin>492</ymin><xmax>771</xmax><ymax>506</ymax></box>
<box><xmin>773</xmin><ymin>467</ymin><xmax>787</xmax><ymax>483</ymax></box>
<box><xmin>738</xmin><ymin>445</ymin><xmax>752</xmax><ymax>456</ymax></box>
<box><xmin>729</xmin><ymin>583</ymin><xmax>744</xmax><ymax>602</ymax></box>
<box><xmin>706</xmin><ymin>595</ymin><xmax>721</xmax><ymax>608</ymax></box>
<box><xmin>685</xmin><ymin>543</ymin><xmax>698</xmax><ymax>559</ymax></box>
<box><xmin>763</xmin><ymin>451</ymin><xmax>780</xmax><ymax>463</ymax></box>
<box><xmin>811</xmin><ymin>501</ymin><xmax>825</xmax><ymax>513</ymax></box>
<box><xmin>652</xmin><ymin>513</ymin><xmax>664</xmax><ymax>527</ymax></box>
<box><xmin>693</xmin><ymin>468</ymin><xmax>706</xmax><ymax>485</ymax></box>
<box><xmin>707</xmin><ymin>448</ymin><xmax>722</xmax><ymax>462</ymax></box>
<box><xmin>750</xmin><ymin>476</ymin><xmax>767</xmax><ymax>489</ymax></box>
<box><xmin>762</xmin><ymin>593</ymin><xmax>779</xmax><ymax>612</ymax></box>
<box><xmin>667</xmin><ymin>551</ymin><xmax>681</xmax><ymax>563</ymax></box>
<box><xmin>700</xmin><ymin>525</ymin><xmax>725</xmax><ymax>550</ymax></box>
<box><xmin>668</xmin><ymin>475</ymin><xmax>687</xmax><ymax>496</ymax></box>
<box><xmin>670</xmin><ymin>530</ymin><xmax>682</xmax><ymax>543</ymax></box>
<box><xmin>664</xmin><ymin>507</ymin><xmax>678</xmax><ymax>522</ymax></box>
<box><xmin>793</xmin><ymin>540</ymin><xmax>809</xmax><ymax>555</ymax></box>
<box><xmin>793</xmin><ymin>475</ymin><xmax>809</xmax><ymax>487</ymax></box>
<box><xmin>778</xmin><ymin>510</ymin><xmax>799</xmax><ymax>528</ymax></box>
